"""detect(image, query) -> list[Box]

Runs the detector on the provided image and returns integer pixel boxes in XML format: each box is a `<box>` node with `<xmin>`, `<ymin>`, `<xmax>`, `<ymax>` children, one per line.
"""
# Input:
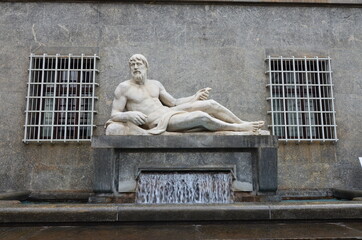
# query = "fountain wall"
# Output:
<box><xmin>0</xmin><ymin>1</ymin><xmax>361</xmax><ymax>196</ymax></box>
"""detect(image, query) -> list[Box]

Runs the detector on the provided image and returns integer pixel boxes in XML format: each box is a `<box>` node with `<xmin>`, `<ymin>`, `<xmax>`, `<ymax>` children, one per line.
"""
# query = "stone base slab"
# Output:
<box><xmin>0</xmin><ymin>202</ymin><xmax>361</xmax><ymax>223</ymax></box>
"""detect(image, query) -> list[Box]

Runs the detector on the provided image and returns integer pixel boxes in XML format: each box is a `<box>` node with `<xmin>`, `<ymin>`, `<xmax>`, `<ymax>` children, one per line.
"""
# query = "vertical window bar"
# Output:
<box><xmin>276</xmin><ymin>59</ymin><xmax>282</xmax><ymax>138</ymax></box>
<box><xmin>280</xmin><ymin>57</ymin><xmax>288</xmax><ymax>141</ymax></box>
<box><xmin>304</xmin><ymin>57</ymin><xmax>313</xmax><ymax>141</ymax></box>
<box><xmin>50</xmin><ymin>54</ymin><xmax>59</xmax><ymax>143</ymax></box>
<box><xmin>326</xmin><ymin>65</ymin><xmax>331</xmax><ymax>110</ymax></box>
<box><xmin>37</xmin><ymin>54</ymin><xmax>47</xmax><ymax>142</ymax></box>
<box><xmin>24</xmin><ymin>54</ymin><xmax>34</xmax><ymax>142</ymax></box>
<box><xmin>268</xmin><ymin>56</ymin><xmax>275</xmax><ymax>136</ymax></box>
<box><xmin>43</xmin><ymin>62</ymin><xmax>49</xmax><ymax>139</ymax></box>
<box><xmin>316</xmin><ymin>57</ymin><xmax>325</xmax><ymax>141</ymax></box>
<box><xmin>90</xmin><ymin>54</ymin><xmax>97</xmax><ymax>139</ymax></box>
<box><xmin>55</xmin><ymin>58</ymin><xmax>60</xmax><ymax>140</ymax></box>
<box><xmin>323</xmin><ymin>60</ymin><xmax>331</xmax><ymax>138</ymax></box>
<box><xmin>292</xmin><ymin>57</ymin><xmax>300</xmax><ymax>141</ymax></box>
<box><xmin>328</xmin><ymin>57</ymin><xmax>338</xmax><ymax>141</ymax></box>
<box><xmin>77</xmin><ymin>54</ymin><xmax>84</xmax><ymax>141</ymax></box>
<box><xmin>64</xmin><ymin>54</ymin><xmax>71</xmax><ymax>141</ymax></box>
<box><xmin>33</xmin><ymin>64</ymin><xmax>38</xmax><ymax>139</ymax></box>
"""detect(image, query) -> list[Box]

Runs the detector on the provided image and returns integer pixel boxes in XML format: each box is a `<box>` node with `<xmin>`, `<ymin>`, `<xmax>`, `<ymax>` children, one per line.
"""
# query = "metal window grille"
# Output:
<box><xmin>24</xmin><ymin>53</ymin><xmax>99</xmax><ymax>143</ymax></box>
<box><xmin>266</xmin><ymin>56</ymin><xmax>337</xmax><ymax>142</ymax></box>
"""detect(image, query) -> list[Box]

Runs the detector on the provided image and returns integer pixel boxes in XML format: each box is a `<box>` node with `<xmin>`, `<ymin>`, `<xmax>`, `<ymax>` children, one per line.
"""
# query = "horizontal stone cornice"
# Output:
<box><xmin>1</xmin><ymin>0</ymin><xmax>362</xmax><ymax>6</ymax></box>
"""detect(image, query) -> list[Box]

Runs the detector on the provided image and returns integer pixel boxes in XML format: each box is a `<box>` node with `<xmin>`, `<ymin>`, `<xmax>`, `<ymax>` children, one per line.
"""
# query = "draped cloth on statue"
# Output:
<box><xmin>105</xmin><ymin>106</ymin><xmax>185</xmax><ymax>135</ymax></box>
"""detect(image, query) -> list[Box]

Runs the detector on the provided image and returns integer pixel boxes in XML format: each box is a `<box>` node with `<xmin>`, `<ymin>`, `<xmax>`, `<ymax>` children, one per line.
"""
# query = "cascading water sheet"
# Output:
<box><xmin>136</xmin><ymin>172</ymin><xmax>233</xmax><ymax>204</ymax></box>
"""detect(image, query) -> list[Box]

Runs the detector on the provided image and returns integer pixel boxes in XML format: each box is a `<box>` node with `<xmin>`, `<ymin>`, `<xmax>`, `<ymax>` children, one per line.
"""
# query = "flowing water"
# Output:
<box><xmin>136</xmin><ymin>172</ymin><xmax>233</xmax><ymax>204</ymax></box>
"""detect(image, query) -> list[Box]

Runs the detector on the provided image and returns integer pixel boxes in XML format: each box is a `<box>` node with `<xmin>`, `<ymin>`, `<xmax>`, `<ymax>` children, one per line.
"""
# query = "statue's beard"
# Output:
<box><xmin>132</xmin><ymin>71</ymin><xmax>146</xmax><ymax>84</ymax></box>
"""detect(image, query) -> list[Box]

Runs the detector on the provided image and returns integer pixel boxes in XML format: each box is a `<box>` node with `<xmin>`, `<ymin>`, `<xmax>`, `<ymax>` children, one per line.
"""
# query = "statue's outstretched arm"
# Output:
<box><xmin>158</xmin><ymin>81</ymin><xmax>211</xmax><ymax>106</ymax></box>
<box><xmin>173</xmin><ymin>87</ymin><xmax>211</xmax><ymax>105</ymax></box>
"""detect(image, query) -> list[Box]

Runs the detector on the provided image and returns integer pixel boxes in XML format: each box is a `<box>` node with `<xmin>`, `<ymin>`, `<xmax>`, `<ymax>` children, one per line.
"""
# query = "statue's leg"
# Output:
<box><xmin>167</xmin><ymin>111</ymin><xmax>263</xmax><ymax>132</ymax></box>
<box><xmin>105</xmin><ymin>122</ymin><xmax>149</xmax><ymax>135</ymax></box>
<box><xmin>174</xmin><ymin>100</ymin><xmax>243</xmax><ymax>124</ymax></box>
<box><xmin>106</xmin><ymin>122</ymin><xmax>127</xmax><ymax>135</ymax></box>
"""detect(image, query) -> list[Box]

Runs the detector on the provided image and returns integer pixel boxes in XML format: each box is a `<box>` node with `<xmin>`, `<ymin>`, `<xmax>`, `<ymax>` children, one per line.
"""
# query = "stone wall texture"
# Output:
<box><xmin>0</xmin><ymin>2</ymin><xmax>361</xmax><ymax>192</ymax></box>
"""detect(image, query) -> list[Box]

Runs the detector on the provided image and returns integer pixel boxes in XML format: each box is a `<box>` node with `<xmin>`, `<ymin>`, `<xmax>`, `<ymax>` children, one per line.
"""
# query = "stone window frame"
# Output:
<box><xmin>23</xmin><ymin>53</ymin><xmax>99</xmax><ymax>143</ymax></box>
<box><xmin>266</xmin><ymin>56</ymin><xmax>338</xmax><ymax>142</ymax></box>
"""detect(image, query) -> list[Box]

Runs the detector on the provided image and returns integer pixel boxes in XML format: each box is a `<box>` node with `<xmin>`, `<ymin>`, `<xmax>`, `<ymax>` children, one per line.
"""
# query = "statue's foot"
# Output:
<box><xmin>256</xmin><ymin>121</ymin><xmax>264</xmax><ymax>129</ymax></box>
<box><xmin>235</xmin><ymin>121</ymin><xmax>264</xmax><ymax>132</ymax></box>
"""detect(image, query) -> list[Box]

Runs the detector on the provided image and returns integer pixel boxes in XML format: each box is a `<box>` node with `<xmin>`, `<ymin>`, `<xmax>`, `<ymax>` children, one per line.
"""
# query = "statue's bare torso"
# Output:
<box><xmin>120</xmin><ymin>80</ymin><xmax>166</xmax><ymax>114</ymax></box>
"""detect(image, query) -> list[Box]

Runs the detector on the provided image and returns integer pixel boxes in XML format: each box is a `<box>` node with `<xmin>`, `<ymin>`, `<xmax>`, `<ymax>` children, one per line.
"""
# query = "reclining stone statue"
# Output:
<box><xmin>105</xmin><ymin>54</ymin><xmax>267</xmax><ymax>135</ymax></box>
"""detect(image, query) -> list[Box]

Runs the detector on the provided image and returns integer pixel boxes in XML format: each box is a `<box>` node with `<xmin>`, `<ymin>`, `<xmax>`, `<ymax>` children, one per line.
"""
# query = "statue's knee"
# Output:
<box><xmin>106</xmin><ymin>122</ymin><xmax>127</xmax><ymax>135</ymax></box>
<box><xmin>204</xmin><ymin>99</ymin><xmax>218</xmax><ymax>108</ymax></box>
<box><xmin>208</xmin><ymin>99</ymin><xmax>217</xmax><ymax>105</ymax></box>
<box><xmin>193</xmin><ymin>111</ymin><xmax>211</xmax><ymax>123</ymax></box>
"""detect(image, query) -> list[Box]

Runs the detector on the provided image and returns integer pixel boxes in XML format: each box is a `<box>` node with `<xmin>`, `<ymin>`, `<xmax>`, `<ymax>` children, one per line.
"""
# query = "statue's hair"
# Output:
<box><xmin>129</xmin><ymin>54</ymin><xmax>149</xmax><ymax>69</ymax></box>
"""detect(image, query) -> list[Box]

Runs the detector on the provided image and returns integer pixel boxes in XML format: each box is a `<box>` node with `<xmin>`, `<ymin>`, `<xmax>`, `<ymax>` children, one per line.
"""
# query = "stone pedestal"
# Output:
<box><xmin>91</xmin><ymin>135</ymin><xmax>278</xmax><ymax>202</ymax></box>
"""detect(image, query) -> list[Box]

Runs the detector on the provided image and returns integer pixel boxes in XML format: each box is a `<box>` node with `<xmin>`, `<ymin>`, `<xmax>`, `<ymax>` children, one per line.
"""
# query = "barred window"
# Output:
<box><xmin>24</xmin><ymin>53</ymin><xmax>99</xmax><ymax>143</ymax></box>
<box><xmin>266</xmin><ymin>56</ymin><xmax>337</xmax><ymax>142</ymax></box>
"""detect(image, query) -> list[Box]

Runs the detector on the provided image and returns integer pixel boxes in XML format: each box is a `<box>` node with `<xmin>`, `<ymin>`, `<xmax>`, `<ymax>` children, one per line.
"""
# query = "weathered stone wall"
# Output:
<box><xmin>0</xmin><ymin>2</ymin><xmax>361</xmax><ymax>192</ymax></box>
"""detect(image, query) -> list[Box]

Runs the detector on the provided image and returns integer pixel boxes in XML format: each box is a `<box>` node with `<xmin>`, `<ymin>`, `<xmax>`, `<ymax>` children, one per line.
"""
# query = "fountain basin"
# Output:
<box><xmin>92</xmin><ymin>135</ymin><xmax>278</xmax><ymax>203</ymax></box>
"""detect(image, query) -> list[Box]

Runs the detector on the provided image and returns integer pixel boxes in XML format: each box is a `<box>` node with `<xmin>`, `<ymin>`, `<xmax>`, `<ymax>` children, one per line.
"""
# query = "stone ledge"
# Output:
<box><xmin>92</xmin><ymin>135</ymin><xmax>278</xmax><ymax>149</ymax></box>
<box><xmin>0</xmin><ymin>202</ymin><xmax>361</xmax><ymax>223</ymax></box>
<box><xmin>0</xmin><ymin>204</ymin><xmax>118</xmax><ymax>223</ymax></box>
<box><xmin>28</xmin><ymin>191</ymin><xmax>94</xmax><ymax>202</ymax></box>
<box><xmin>1</xmin><ymin>0</ymin><xmax>361</xmax><ymax>6</ymax></box>
<box><xmin>0</xmin><ymin>191</ymin><xmax>31</xmax><ymax>201</ymax></box>
<box><xmin>333</xmin><ymin>188</ymin><xmax>362</xmax><ymax>200</ymax></box>
<box><xmin>269</xmin><ymin>202</ymin><xmax>362</xmax><ymax>220</ymax></box>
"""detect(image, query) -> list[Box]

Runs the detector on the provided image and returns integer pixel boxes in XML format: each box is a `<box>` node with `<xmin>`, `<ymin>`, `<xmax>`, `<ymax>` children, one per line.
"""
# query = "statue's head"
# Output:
<box><xmin>129</xmin><ymin>54</ymin><xmax>148</xmax><ymax>84</ymax></box>
<box><xmin>129</xmin><ymin>54</ymin><xmax>149</xmax><ymax>69</ymax></box>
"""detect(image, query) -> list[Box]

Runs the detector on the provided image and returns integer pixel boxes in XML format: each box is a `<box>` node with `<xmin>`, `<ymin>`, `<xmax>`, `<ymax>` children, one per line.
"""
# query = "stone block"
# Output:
<box><xmin>257</xmin><ymin>147</ymin><xmax>278</xmax><ymax>192</ymax></box>
<box><xmin>92</xmin><ymin>135</ymin><xmax>278</xmax><ymax>200</ymax></box>
<box><xmin>93</xmin><ymin>148</ymin><xmax>114</xmax><ymax>193</ymax></box>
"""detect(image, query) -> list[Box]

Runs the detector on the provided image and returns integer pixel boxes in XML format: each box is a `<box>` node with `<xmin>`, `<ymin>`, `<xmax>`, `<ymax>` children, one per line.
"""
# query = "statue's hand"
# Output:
<box><xmin>195</xmin><ymin>87</ymin><xmax>212</xmax><ymax>101</ymax></box>
<box><xmin>125</xmin><ymin>111</ymin><xmax>148</xmax><ymax>126</ymax></box>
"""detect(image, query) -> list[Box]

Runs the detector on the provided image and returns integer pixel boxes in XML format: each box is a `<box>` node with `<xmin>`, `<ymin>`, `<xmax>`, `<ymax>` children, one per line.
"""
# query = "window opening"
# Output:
<box><xmin>24</xmin><ymin>53</ymin><xmax>99</xmax><ymax>143</ymax></box>
<box><xmin>266</xmin><ymin>56</ymin><xmax>337</xmax><ymax>142</ymax></box>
